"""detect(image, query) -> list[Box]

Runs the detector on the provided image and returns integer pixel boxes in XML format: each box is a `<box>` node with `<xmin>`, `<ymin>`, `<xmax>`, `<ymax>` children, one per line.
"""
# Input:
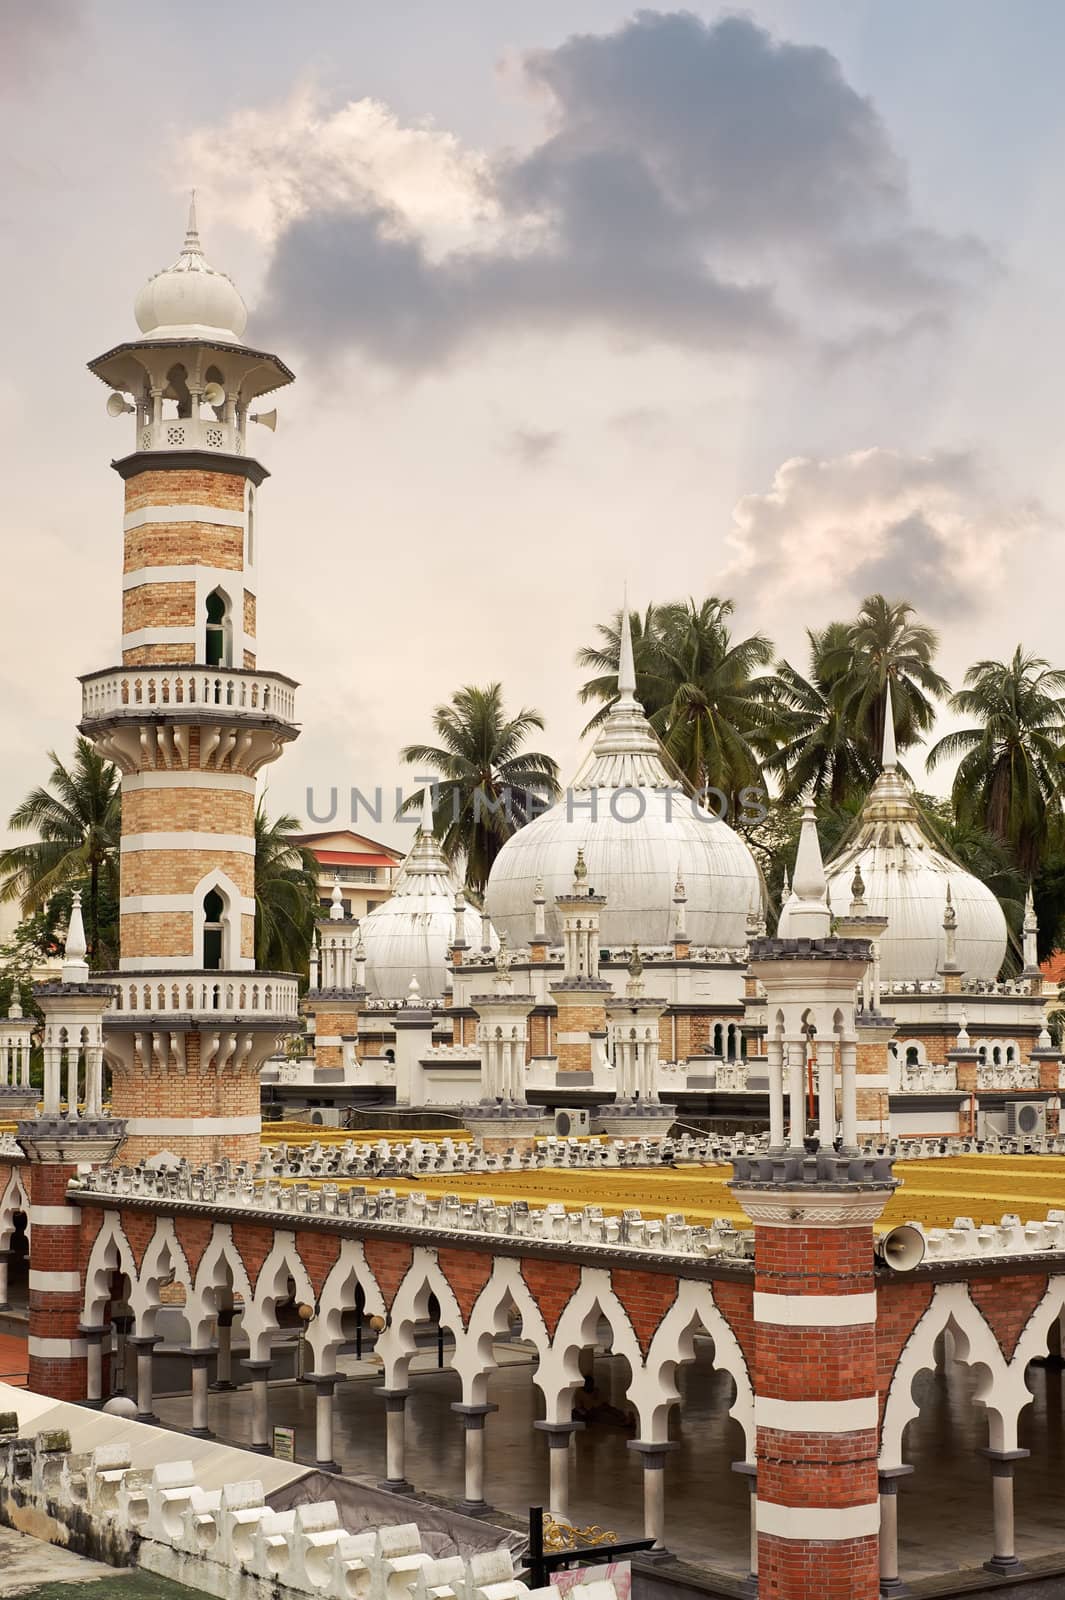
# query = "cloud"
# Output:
<box><xmin>725</xmin><ymin>447</ymin><xmax>1048</xmax><ymax>613</ymax></box>
<box><xmin>179</xmin><ymin>11</ymin><xmax>987</xmax><ymax>372</ymax></box>
<box><xmin>503</xmin><ymin>427</ymin><xmax>563</xmax><ymax>467</ymax></box>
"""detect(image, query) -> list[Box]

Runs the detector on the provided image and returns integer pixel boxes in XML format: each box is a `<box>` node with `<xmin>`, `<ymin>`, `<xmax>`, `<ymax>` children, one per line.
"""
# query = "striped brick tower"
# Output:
<box><xmin>731</xmin><ymin>801</ymin><xmax>894</xmax><ymax>1600</ymax></box>
<box><xmin>19</xmin><ymin>896</ymin><xmax>124</xmax><ymax>1399</ymax></box>
<box><xmin>79</xmin><ymin>201</ymin><xmax>300</xmax><ymax>1165</ymax></box>
<box><xmin>549</xmin><ymin>850</ymin><xmax>611</xmax><ymax>1087</ymax></box>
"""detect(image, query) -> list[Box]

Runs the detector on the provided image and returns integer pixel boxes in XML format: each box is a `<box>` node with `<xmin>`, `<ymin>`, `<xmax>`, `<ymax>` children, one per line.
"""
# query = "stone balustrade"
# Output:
<box><xmin>81</xmin><ymin>666</ymin><xmax>298</xmax><ymax>726</ymax></box>
<box><xmin>912</xmin><ymin>1211</ymin><xmax>1065</xmax><ymax>1262</ymax></box>
<box><xmin>105</xmin><ymin>972</ymin><xmax>300</xmax><ymax>1022</ymax></box>
<box><xmin>0</xmin><ymin>1431</ymin><xmax>525</xmax><ymax>1600</ymax></box>
<box><xmin>976</xmin><ymin>1063</ymin><xmax>1040</xmax><ymax>1091</ymax></box>
<box><xmin>900</xmin><ymin>1062</ymin><xmax>958</xmax><ymax>1092</ymax></box>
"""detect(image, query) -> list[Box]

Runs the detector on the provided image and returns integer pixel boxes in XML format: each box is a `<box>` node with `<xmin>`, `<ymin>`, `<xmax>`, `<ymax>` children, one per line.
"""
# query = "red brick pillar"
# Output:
<box><xmin>25</xmin><ymin>1162</ymin><xmax>86</xmax><ymax>1401</ymax></box>
<box><xmin>737</xmin><ymin>1185</ymin><xmax>891</xmax><ymax>1600</ymax></box>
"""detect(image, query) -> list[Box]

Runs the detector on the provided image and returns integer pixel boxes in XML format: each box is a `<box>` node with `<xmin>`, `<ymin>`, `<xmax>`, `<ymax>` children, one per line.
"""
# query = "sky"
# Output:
<box><xmin>3</xmin><ymin>0</ymin><xmax>1065</xmax><ymax>855</ymax></box>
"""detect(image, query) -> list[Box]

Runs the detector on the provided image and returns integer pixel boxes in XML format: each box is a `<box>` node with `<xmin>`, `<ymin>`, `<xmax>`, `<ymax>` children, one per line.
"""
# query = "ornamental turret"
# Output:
<box><xmin>79</xmin><ymin>203</ymin><xmax>300</xmax><ymax>1164</ymax></box>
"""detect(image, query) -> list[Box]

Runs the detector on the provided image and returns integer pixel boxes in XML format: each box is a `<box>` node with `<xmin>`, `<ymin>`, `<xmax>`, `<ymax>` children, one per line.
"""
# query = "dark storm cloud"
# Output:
<box><xmin>851</xmin><ymin>511</ymin><xmax>972</xmax><ymax>610</ymax></box>
<box><xmin>259</xmin><ymin>11</ymin><xmax>988</xmax><ymax>371</ymax></box>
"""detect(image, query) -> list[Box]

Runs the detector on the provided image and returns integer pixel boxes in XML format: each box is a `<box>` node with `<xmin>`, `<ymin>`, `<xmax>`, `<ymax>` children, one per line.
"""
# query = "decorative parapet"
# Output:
<box><xmin>910</xmin><ymin>1211</ymin><xmax>1065</xmax><ymax>1263</ymax></box>
<box><xmin>0</xmin><ymin>1435</ymin><xmax>525</xmax><ymax>1600</ymax></box>
<box><xmin>900</xmin><ymin>1062</ymin><xmax>959</xmax><ymax>1092</ymax></box>
<box><xmin>976</xmin><ymin>1063</ymin><xmax>1040</xmax><ymax>1091</ymax></box>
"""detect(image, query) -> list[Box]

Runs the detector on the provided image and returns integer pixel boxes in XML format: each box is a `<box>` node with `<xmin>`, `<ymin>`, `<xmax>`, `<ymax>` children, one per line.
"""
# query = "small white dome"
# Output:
<box><xmin>360</xmin><ymin>819</ymin><xmax>497</xmax><ymax>1000</ymax></box>
<box><xmin>779</xmin><ymin>748</ymin><xmax>1008</xmax><ymax>983</ymax></box>
<box><xmin>484</xmin><ymin>640</ymin><xmax>763</xmax><ymax>950</ymax></box>
<box><xmin>134</xmin><ymin>199</ymin><xmax>247</xmax><ymax>343</ymax></box>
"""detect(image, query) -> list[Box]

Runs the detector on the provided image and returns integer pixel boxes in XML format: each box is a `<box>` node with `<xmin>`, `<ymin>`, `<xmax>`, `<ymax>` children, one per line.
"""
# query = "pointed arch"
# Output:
<box><xmin>879</xmin><ymin>1282</ymin><xmax>1015</xmax><ymax>1466</ymax></box>
<box><xmin>187</xmin><ymin>1224</ymin><xmax>255</xmax><ymax>1347</ymax></box>
<box><xmin>376</xmin><ymin>1247</ymin><xmax>465</xmax><ymax>1392</ymax></box>
<box><xmin>452</xmin><ymin>1257</ymin><xmax>553</xmax><ymax>1408</ymax></box>
<box><xmin>544</xmin><ymin>1269</ymin><xmax>644</xmax><ymax>1426</ymax></box>
<box><xmin>306</xmin><ymin>1241</ymin><xmax>388</xmax><ymax>1376</ymax></box>
<box><xmin>633</xmin><ymin>1281</ymin><xmax>755</xmax><ymax>1450</ymax></box>
<box><xmin>82</xmin><ymin>1213</ymin><xmax>139</xmax><ymax>1327</ymax></box>
<box><xmin>242</xmin><ymin>1231</ymin><xmax>316</xmax><ymax>1361</ymax></box>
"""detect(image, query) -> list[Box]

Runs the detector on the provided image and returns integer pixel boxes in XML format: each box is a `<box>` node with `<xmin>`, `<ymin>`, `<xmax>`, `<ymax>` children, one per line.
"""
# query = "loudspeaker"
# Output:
<box><xmin>876</xmin><ymin>1223</ymin><xmax>926</xmax><ymax>1272</ymax></box>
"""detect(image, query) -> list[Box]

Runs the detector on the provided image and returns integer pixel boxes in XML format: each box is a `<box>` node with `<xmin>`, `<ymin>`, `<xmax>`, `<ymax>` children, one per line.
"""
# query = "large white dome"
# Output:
<box><xmin>779</xmin><ymin>732</ymin><xmax>1008</xmax><ymax>983</ymax></box>
<box><xmin>484</xmin><ymin>649</ymin><xmax>763</xmax><ymax>950</ymax></box>
<box><xmin>360</xmin><ymin>814</ymin><xmax>497</xmax><ymax>1001</ymax></box>
<box><xmin>134</xmin><ymin>199</ymin><xmax>247</xmax><ymax>343</ymax></box>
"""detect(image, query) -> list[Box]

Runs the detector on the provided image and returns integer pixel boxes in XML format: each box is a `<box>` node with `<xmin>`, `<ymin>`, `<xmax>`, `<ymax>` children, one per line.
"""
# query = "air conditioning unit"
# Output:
<box><xmin>1008</xmin><ymin>1100</ymin><xmax>1046</xmax><ymax>1138</ymax></box>
<box><xmin>554</xmin><ymin>1107</ymin><xmax>591</xmax><ymax>1137</ymax></box>
<box><xmin>309</xmin><ymin>1107</ymin><xmax>343</xmax><ymax>1128</ymax></box>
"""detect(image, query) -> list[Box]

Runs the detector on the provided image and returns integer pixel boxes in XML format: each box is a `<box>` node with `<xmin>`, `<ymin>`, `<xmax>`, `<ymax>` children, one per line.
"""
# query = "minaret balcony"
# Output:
<box><xmin>136</xmin><ymin>416</ymin><xmax>245</xmax><ymax>455</ymax></box>
<box><xmin>99</xmin><ymin>970</ymin><xmax>300</xmax><ymax>1027</ymax></box>
<box><xmin>82</xmin><ymin>665</ymin><xmax>297</xmax><ymax>725</ymax></box>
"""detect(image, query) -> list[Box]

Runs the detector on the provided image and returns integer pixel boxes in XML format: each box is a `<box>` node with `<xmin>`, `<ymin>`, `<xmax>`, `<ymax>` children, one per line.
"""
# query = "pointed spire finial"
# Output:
<box><xmin>943</xmin><ymin>882</ymin><xmax>957</xmax><ymax>931</ymax></box>
<box><xmin>183</xmin><ymin>190</ymin><xmax>203</xmax><ymax>256</ymax></box>
<box><xmin>781</xmin><ymin>865</ymin><xmax>791</xmax><ymax>901</ymax></box>
<box><xmin>329</xmin><ymin>873</ymin><xmax>345</xmax><ymax>920</ymax></box>
<box><xmin>617</xmin><ymin>592</ymin><xmax>638</xmax><ymax>708</ymax></box>
<box><xmin>419</xmin><ymin>783</ymin><xmax>435</xmax><ymax>838</ymax></box>
<box><xmin>788</xmin><ymin>798</ymin><xmax>832</xmax><ymax>939</ymax></box>
<box><xmin>882</xmin><ymin>679</ymin><xmax>898</xmax><ymax>771</ymax></box>
<box><xmin>62</xmin><ymin>889</ymin><xmax>90</xmax><ymax>982</ymax></box>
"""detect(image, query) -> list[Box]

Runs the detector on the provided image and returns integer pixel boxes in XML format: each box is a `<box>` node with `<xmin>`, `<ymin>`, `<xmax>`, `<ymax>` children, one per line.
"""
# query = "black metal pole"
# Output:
<box><xmin>528</xmin><ymin>1505</ymin><xmax>545</xmax><ymax>1590</ymax></box>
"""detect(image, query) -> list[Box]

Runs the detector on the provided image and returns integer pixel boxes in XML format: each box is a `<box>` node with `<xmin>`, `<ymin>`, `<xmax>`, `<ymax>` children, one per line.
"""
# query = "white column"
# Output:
<box><xmin>452</xmin><ymin>1403</ymin><xmax>496</xmax><ymax>1510</ymax></box>
<box><xmin>377</xmin><ymin>1388</ymin><xmax>411</xmax><ymax>1491</ymax></box>
<box><xmin>840</xmin><ymin>1036</ymin><xmax>858</xmax><ymax>1151</ymax></box>
<box><xmin>983</xmin><ymin>1450</ymin><xmax>1028</xmax><ymax>1575</ymax></box>
<box><xmin>816</xmin><ymin>1041</ymin><xmax>834</xmax><ymax>1150</ymax></box>
<box><xmin>311</xmin><ymin>1374</ymin><xmax>339</xmax><ymax>1470</ymax></box>
<box><xmin>187</xmin><ymin>1349</ymin><xmax>211</xmax><ymax>1436</ymax></box>
<box><xmin>242</xmin><ymin>1360</ymin><xmax>272</xmax><ymax>1452</ymax></box>
<box><xmin>767</xmin><ymin>1035</ymin><xmax>785</xmax><ymax>1151</ymax></box>
<box><xmin>536</xmin><ymin>1423</ymin><xmax>581</xmax><ymax>1522</ymax></box>
<box><xmin>786</xmin><ymin>1038</ymin><xmax>805</xmax><ymax>1149</ymax></box>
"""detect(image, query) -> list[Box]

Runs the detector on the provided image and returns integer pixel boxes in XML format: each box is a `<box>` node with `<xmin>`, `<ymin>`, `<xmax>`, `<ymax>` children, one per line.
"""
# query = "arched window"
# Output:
<box><xmin>246</xmin><ymin>484</ymin><xmax>256</xmax><ymax>566</ymax></box>
<box><xmin>713</xmin><ymin>1022</ymin><xmax>724</xmax><ymax>1057</ymax></box>
<box><xmin>905</xmin><ymin>1045</ymin><xmax>920</xmax><ymax>1067</ymax></box>
<box><xmin>203</xmin><ymin>889</ymin><xmax>225</xmax><ymax>970</ymax></box>
<box><xmin>205</xmin><ymin>589</ymin><xmax>231</xmax><ymax>667</ymax></box>
<box><xmin>163</xmin><ymin>363</ymin><xmax>191</xmax><ymax>419</ymax></box>
<box><xmin>992</xmin><ymin>1045</ymin><xmax>1002</xmax><ymax>1066</ymax></box>
<box><xmin>1005</xmin><ymin>1045</ymin><xmax>1016</xmax><ymax>1064</ymax></box>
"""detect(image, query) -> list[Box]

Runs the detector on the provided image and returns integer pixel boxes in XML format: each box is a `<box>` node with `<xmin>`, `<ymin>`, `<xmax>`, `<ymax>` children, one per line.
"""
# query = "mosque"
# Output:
<box><xmin>4</xmin><ymin>209</ymin><xmax>1065</xmax><ymax>1600</ymax></box>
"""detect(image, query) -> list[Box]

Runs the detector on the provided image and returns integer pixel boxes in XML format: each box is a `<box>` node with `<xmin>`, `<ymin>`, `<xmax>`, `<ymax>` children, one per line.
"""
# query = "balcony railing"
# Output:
<box><xmin>82</xmin><ymin>667</ymin><xmax>297</xmax><ymax>725</ymax></box>
<box><xmin>137</xmin><ymin>417</ymin><xmax>244</xmax><ymax>455</ymax></box>
<box><xmin>100</xmin><ymin>971</ymin><xmax>300</xmax><ymax>1023</ymax></box>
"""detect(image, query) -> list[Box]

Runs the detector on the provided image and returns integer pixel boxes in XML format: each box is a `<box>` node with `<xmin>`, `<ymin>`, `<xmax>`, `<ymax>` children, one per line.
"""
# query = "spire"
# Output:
<box><xmin>329</xmin><ymin>874</ymin><xmax>345</xmax><ymax>920</ymax></box>
<box><xmin>62</xmin><ymin>890</ymin><xmax>90</xmax><ymax>982</ymax></box>
<box><xmin>1023</xmin><ymin>883</ymin><xmax>1040</xmax><ymax>972</ymax></box>
<box><xmin>182</xmin><ymin>193</ymin><xmax>203</xmax><ymax>259</ymax></box>
<box><xmin>183</xmin><ymin>190</ymin><xmax>203</xmax><ymax>256</ymax></box>
<box><xmin>941</xmin><ymin>882</ymin><xmax>959</xmax><ymax>972</ymax></box>
<box><xmin>617</xmin><ymin>594</ymin><xmax>638</xmax><ymax>709</ymax></box>
<box><xmin>882</xmin><ymin>680</ymin><xmax>898</xmax><ymax>771</ymax></box>
<box><xmin>419</xmin><ymin>783</ymin><xmax>435</xmax><ymax>838</ymax></box>
<box><xmin>787</xmin><ymin>799</ymin><xmax>832</xmax><ymax>939</ymax></box>
<box><xmin>572</xmin><ymin>848</ymin><xmax>588</xmax><ymax>894</ymax></box>
<box><xmin>672</xmin><ymin>865</ymin><xmax>688</xmax><ymax>941</ymax></box>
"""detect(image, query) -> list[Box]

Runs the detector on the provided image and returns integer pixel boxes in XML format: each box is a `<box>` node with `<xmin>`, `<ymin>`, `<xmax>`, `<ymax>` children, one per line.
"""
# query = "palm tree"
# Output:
<box><xmin>401</xmin><ymin>684</ymin><xmax>561</xmax><ymax>895</ymax></box>
<box><xmin>0</xmin><ymin>739</ymin><xmax>121</xmax><ymax>966</ymax></box>
<box><xmin>828</xmin><ymin>594</ymin><xmax>950</xmax><ymax>756</ymax></box>
<box><xmin>927</xmin><ymin>648</ymin><xmax>1065</xmax><ymax>876</ymax></box>
<box><xmin>643</xmin><ymin>598</ymin><xmax>775</xmax><ymax>803</ymax></box>
<box><xmin>255</xmin><ymin>801</ymin><xmax>320</xmax><ymax>976</ymax></box>
<box><xmin>576</xmin><ymin>604</ymin><xmax>669</xmax><ymax>733</ymax></box>
<box><xmin>761</xmin><ymin>623</ymin><xmax>881</xmax><ymax>806</ymax></box>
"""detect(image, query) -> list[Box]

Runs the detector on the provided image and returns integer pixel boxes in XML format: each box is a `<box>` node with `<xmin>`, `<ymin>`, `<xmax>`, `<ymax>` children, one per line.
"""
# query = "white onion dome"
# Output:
<box><xmin>134</xmin><ymin>197</ymin><xmax>248</xmax><ymax>343</ymax></box>
<box><xmin>360</xmin><ymin>797</ymin><xmax>498</xmax><ymax>1001</ymax></box>
<box><xmin>484</xmin><ymin>611</ymin><xmax>764</xmax><ymax>950</ymax></box>
<box><xmin>779</xmin><ymin>687</ymin><xmax>1007</xmax><ymax>981</ymax></box>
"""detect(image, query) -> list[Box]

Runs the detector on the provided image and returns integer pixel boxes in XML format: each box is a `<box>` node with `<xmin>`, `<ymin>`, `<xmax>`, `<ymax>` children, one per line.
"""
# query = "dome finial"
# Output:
<box><xmin>617</xmin><ymin>590</ymin><xmax>638</xmax><ymax>709</ymax></box>
<box><xmin>419</xmin><ymin>783</ymin><xmax>435</xmax><ymax>839</ymax></box>
<box><xmin>882</xmin><ymin>679</ymin><xmax>898</xmax><ymax>771</ymax></box>
<box><xmin>184</xmin><ymin>190</ymin><xmax>203</xmax><ymax>256</ymax></box>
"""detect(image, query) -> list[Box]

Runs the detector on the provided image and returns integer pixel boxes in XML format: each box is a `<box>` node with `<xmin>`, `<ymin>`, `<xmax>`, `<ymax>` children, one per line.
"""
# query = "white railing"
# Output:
<box><xmin>82</xmin><ymin>668</ymin><xmax>297</xmax><ymax>724</ymax></box>
<box><xmin>901</xmin><ymin>1062</ymin><xmax>958</xmax><ymax>1092</ymax></box>
<box><xmin>137</xmin><ymin>417</ymin><xmax>243</xmax><ymax>455</ymax></box>
<box><xmin>104</xmin><ymin>971</ymin><xmax>300</xmax><ymax>1022</ymax></box>
<box><xmin>977</xmin><ymin>1063</ymin><xmax>1040</xmax><ymax>1091</ymax></box>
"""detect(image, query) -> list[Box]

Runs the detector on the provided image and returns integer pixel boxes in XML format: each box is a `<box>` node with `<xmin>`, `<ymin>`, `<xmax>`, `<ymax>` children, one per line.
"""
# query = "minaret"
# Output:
<box><xmin>550</xmin><ymin>850</ymin><xmax>610</xmax><ymax>1083</ymax></box>
<box><xmin>732</xmin><ymin>818</ymin><xmax>892</xmax><ymax>1600</ymax></box>
<box><xmin>80</xmin><ymin>203</ymin><xmax>300</xmax><ymax>1165</ymax></box>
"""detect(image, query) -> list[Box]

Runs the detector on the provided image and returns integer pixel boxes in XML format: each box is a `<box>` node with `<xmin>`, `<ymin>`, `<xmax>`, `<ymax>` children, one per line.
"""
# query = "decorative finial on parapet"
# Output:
<box><xmin>419</xmin><ymin>783</ymin><xmax>435</xmax><ymax>838</ymax></box>
<box><xmin>6</xmin><ymin>982</ymin><xmax>22</xmax><ymax>1021</ymax></box>
<box><xmin>532</xmin><ymin>875</ymin><xmax>547</xmax><ymax>941</ymax></box>
<box><xmin>787</xmin><ymin>799</ymin><xmax>831</xmax><ymax>939</ymax></box>
<box><xmin>850</xmin><ymin>864</ymin><xmax>867</xmax><ymax>914</ymax></box>
<box><xmin>956</xmin><ymin>1012</ymin><xmax>970</xmax><ymax>1049</ymax></box>
<box><xmin>330</xmin><ymin>874</ymin><xmax>344</xmax><ymax>920</ymax></box>
<box><xmin>406</xmin><ymin>974</ymin><xmax>421</xmax><ymax>1006</ymax></box>
<box><xmin>573</xmin><ymin>849</ymin><xmax>588</xmax><ymax>894</ymax></box>
<box><xmin>626</xmin><ymin>944</ymin><xmax>645</xmax><ymax>999</ymax></box>
<box><xmin>62</xmin><ymin>890</ymin><xmax>90</xmax><ymax>982</ymax></box>
<box><xmin>943</xmin><ymin>883</ymin><xmax>957</xmax><ymax>931</ymax></box>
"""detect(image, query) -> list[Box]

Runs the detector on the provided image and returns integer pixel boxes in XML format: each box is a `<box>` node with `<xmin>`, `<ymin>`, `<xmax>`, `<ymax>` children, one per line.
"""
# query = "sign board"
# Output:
<box><xmin>272</xmin><ymin>1425</ymin><xmax>296</xmax><ymax>1461</ymax></box>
